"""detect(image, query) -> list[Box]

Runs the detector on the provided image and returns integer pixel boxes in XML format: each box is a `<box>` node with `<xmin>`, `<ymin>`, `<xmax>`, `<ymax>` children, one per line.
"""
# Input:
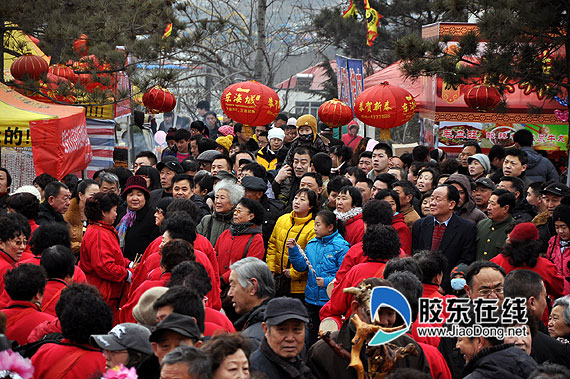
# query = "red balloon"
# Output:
<box><xmin>464</xmin><ymin>84</ymin><xmax>501</xmax><ymax>112</ymax></box>
<box><xmin>143</xmin><ymin>86</ymin><xmax>176</xmax><ymax>114</ymax></box>
<box><xmin>318</xmin><ymin>99</ymin><xmax>354</xmax><ymax>128</ymax></box>
<box><xmin>353</xmin><ymin>82</ymin><xmax>416</xmax><ymax>129</ymax></box>
<box><xmin>221</xmin><ymin>81</ymin><xmax>280</xmax><ymax>126</ymax></box>
<box><xmin>73</xmin><ymin>34</ymin><xmax>89</xmax><ymax>57</ymax></box>
<box><xmin>10</xmin><ymin>55</ymin><xmax>49</xmax><ymax>81</ymax></box>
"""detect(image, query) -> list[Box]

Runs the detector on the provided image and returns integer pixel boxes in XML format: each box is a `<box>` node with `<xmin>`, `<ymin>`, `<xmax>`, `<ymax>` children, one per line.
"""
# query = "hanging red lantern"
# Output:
<box><xmin>73</xmin><ymin>34</ymin><xmax>89</xmax><ymax>57</ymax></box>
<box><xmin>353</xmin><ymin>82</ymin><xmax>416</xmax><ymax>139</ymax></box>
<box><xmin>464</xmin><ymin>84</ymin><xmax>501</xmax><ymax>112</ymax></box>
<box><xmin>48</xmin><ymin>64</ymin><xmax>78</xmax><ymax>83</ymax></box>
<box><xmin>221</xmin><ymin>81</ymin><xmax>280</xmax><ymax>126</ymax></box>
<box><xmin>143</xmin><ymin>86</ymin><xmax>176</xmax><ymax>114</ymax></box>
<box><xmin>318</xmin><ymin>99</ymin><xmax>354</xmax><ymax>128</ymax></box>
<box><xmin>10</xmin><ymin>54</ymin><xmax>49</xmax><ymax>81</ymax></box>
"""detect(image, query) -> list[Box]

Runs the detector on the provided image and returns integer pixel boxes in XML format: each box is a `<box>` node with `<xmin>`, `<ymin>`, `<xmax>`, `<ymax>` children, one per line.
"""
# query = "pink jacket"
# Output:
<box><xmin>547</xmin><ymin>235</ymin><xmax>570</xmax><ymax>295</ymax></box>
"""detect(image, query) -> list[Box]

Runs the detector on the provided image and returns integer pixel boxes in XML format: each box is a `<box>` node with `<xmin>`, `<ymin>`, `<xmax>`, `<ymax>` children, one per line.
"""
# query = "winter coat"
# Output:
<box><xmin>36</xmin><ymin>202</ymin><xmax>67</xmax><ymax>226</ymax></box>
<box><xmin>462</xmin><ymin>344</ymin><xmax>537</xmax><ymax>379</ymax></box>
<box><xmin>547</xmin><ymin>234</ymin><xmax>570</xmax><ymax>295</ymax></box>
<box><xmin>476</xmin><ymin>215</ymin><xmax>514</xmax><ymax>260</ymax></box>
<box><xmin>190</xmin><ymin>194</ymin><xmax>210</xmax><ymax>223</ymax></box>
<box><xmin>257</xmin><ymin>146</ymin><xmax>287</xmax><ymax>171</ymax></box>
<box><xmin>64</xmin><ymin>198</ymin><xmax>84</xmax><ymax>255</ymax></box>
<box><xmin>393</xmin><ymin>212</ymin><xmax>412</xmax><ymax>255</ymax></box>
<box><xmin>284</xmin><ymin>127</ymin><xmax>330</xmax><ymax>167</ymax></box>
<box><xmin>446</xmin><ymin>174</ymin><xmax>487</xmax><ymax>224</ymax></box>
<box><xmin>267</xmin><ymin>211</ymin><xmax>316</xmax><ymax>294</ymax></box>
<box><xmin>2</xmin><ymin>300</ymin><xmax>55</xmax><ymax>346</ymax></box>
<box><xmin>31</xmin><ymin>339</ymin><xmax>105</xmax><ymax>379</ymax></box>
<box><xmin>215</xmin><ymin>224</ymin><xmax>265</xmax><ymax>283</ymax></box>
<box><xmin>79</xmin><ymin>222</ymin><xmax>129</xmax><ymax>309</ymax></box>
<box><xmin>521</xmin><ymin>146</ymin><xmax>559</xmax><ymax>183</ymax></box>
<box><xmin>288</xmin><ymin>230</ymin><xmax>350</xmax><ymax>306</ymax></box>
<box><xmin>251</xmin><ymin>337</ymin><xmax>313</xmax><ymax>379</ymax></box>
<box><xmin>234</xmin><ymin>300</ymin><xmax>269</xmax><ymax>351</ymax></box>
<box><xmin>123</xmin><ymin>203</ymin><xmax>160</xmax><ymax>261</ymax></box>
<box><xmin>197</xmin><ymin>210</ymin><xmax>234</xmax><ymax>247</ymax></box>
<box><xmin>261</xmin><ymin>196</ymin><xmax>285</xmax><ymax>248</ymax></box>
<box><xmin>511</xmin><ymin>199</ymin><xmax>536</xmax><ymax>223</ymax></box>
<box><xmin>337</xmin><ymin>209</ymin><xmax>364</xmax><ymax>246</ymax></box>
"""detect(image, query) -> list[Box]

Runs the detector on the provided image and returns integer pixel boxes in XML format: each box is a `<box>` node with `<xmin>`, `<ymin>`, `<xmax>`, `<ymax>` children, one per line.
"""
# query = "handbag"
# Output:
<box><xmin>274</xmin><ymin>220</ymin><xmax>310</xmax><ymax>296</ymax></box>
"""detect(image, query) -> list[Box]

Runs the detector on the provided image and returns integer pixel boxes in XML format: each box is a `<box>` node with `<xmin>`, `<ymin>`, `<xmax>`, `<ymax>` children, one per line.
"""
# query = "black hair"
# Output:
<box><xmin>316</xmin><ymin>210</ymin><xmax>338</xmax><ymax>232</ymax></box>
<box><xmin>339</xmin><ymin>186</ymin><xmax>363</xmax><ymax>208</ymax></box>
<box><xmin>41</xmin><ymin>245</ymin><xmax>75</xmax><ymax>279</ymax></box>
<box><xmin>489</xmin><ymin>145</ymin><xmax>506</xmax><ymax>163</ymax></box>
<box><xmin>181</xmin><ymin>159</ymin><xmax>200</xmax><ymax>173</ymax></box>
<box><xmin>505</xmin><ymin>147</ymin><xmax>528</xmax><ymax>166</ymax></box>
<box><xmin>75</xmin><ymin>179</ymin><xmax>99</xmax><ymax>200</ymax></box>
<box><xmin>57</xmin><ymin>283</ymin><xmax>113</xmax><ymax>344</ymax></box>
<box><xmin>63</xmin><ymin>174</ymin><xmax>79</xmax><ymax>198</ymax></box>
<box><xmin>345</xmin><ymin>167</ymin><xmax>367</xmax><ymax>182</ymax></box>
<box><xmin>464</xmin><ymin>261</ymin><xmax>505</xmax><ymax>287</ymax></box>
<box><xmin>105</xmin><ymin>167</ymin><xmax>134</xmax><ymax>191</ymax></box>
<box><xmin>0</xmin><ymin>213</ymin><xmax>31</xmax><ymax>242</ymax></box>
<box><xmin>392</xmin><ymin>180</ymin><xmax>416</xmax><ymax>196</ymax></box>
<box><xmin>330</xmin><ymin>145</ymin><xmax>353</xmax><ymax>164</ymax></box>
<box><xmin>6</xmin><ymin>193</ymin><xmax>40</xmax><ymax>220</ymax></box>
<box><xmin>293</xmin><ymin>146</ymin><xmax>312</xmax><ymax>158</ymax></box>
<box><xmin>513</xmin><ymin>129</ymin><xmax>534</xmax><ymax>147</ymax></box>
<box><xmin>430</xmin><ymin>148</ymin><xmax>447</xmax><ymax>162</ymax></box>
<box><xmin>373</xmin><ymin>142</ymin><xmax>393</xmax><ymax>158</ymax></box>
<box><xmin>4</xmin><ymin>264</ymin><xmax>47</xmax><ymax>300</ymax></box>
<box><xmin>375</xmin><ymin>189</ymin><xmax>401</xmax><ymax>212</ymax></box>
<box><xmin>413</xmin><ymin>250</ymin><xmax>447</xmax><ymax>284</ymax></box>
<box><xmin>174</xmin><ymin>128</ymin><xmax>191</xmax><ymax>141</ymax></box>
<box><xmin>327</xmin><ymin>176</ymin><xmax>352</xmax><ymax>194</ymax></box>
<box><xmin>528</xmin><ymin>181</ymin><xmax>546</xmax><ymax>195</ymax></box>
<box><xmin>362</xmin><ymin>225</ymin><xmax>401</xmax><ymax>260</ymax></box>
<box><xmin>161</xmin><ymin>213</ymin><xmax>197</xmax><ymax>243</ymax></box>
<box><xmin>356</xmin><ymin>178</ymin><xmax>373</xmax><ymax>189</ymax></box>
<box><xmin>276</xmin><ymin>113</ymin><xmax>288</xmax><ymax>122</ymax></box>
<box><xmin>417</xmin><ymin>167</ymin><xmax>439</xmax><ymax>190</ymax></box>
<box><xmin>172</xmin><ymin>173</ymin><xmax>195</xmax><ymax>189</ymax></box>
<box><xmin>44</xmin><ymin>181</ymin><xmax>69</xmax><ymax>202</ymax></box>
<box><xmin>500</xmin><ymin>238</ymin><xmax>542</xmax><ymax>268</ymax></box>
<box><xmin>230</xmin><ymin>151</ymin><xmax>255</xmax><ymax>166</ymax></box>
<box><xmin>198</xmin><ymin>139</ymin><xmax>219</xmax><ymax>154</ymax></box>
<box><xmin>528</xmin><ymin>363</ymin><xmax>570</xmax><ymax>379</ymax></box>
<box><xmin>294</xmin><ymin>188</ymin><xmax>320</xmax><ymax>217</ymax></box>
<box><xmin>386</xmin><ymin>271</ymin><xmax>423</xmax><ymax>322</ymax></box>
<box><xmin>237</xmin><ymin>197</ymin><xmax>265</xmax><ymax>225</ymax></box>
<box><xmin>168</xmin><ymin>261</ymin><xmax>212</xmax><ymax>298</ymax></box>
<box><xmin>29</xmin><ymin>222</ymin><xmax>71</xmax><ymax>256</ymax></box>
<box><xmin>84</xmin><ymin>192</ymin><xmax>121</xmax><ymax>222</ymax></box>
<box><xmin>383</xmin><ymin>257</ymin><xmax>423</xmax><ymax>282</ymax></box>
<box><xmin>136</xmin><ymin>151</ymin><xmax>158</xmax><ymax>166</ymax></box>
<box><xmin>491</xmin><ymin>189</ymin><xmax>516</xmax><ymax>213</ymax></box>
<box><xmin>212</xmin><ymin>155</ymin><xmax>233</xmax><ymax>171</ymax></box>
<box><xmin>241</xmin><ymin>162</ymin><xmax>266</xmax><ymax>180</ymax></box>
<box><xmin>203</xmin><ymin>334</ymin><xmax>252</xmax><ymax>373</ymax></box>
<box><xmin>399</xmin><ymin>153</ymin><xmax>413</xmax><ymax>169</ymax></box>
<box><xmin>419</xmin><ymin>190</ymin><xmax>433</xmax><ymax>217</ymax></box>
<box><xmin>195</xmin><ymin>175</ymin><xmax>214</xmax><ymax>195</ymax></box>
<box><xmin>311</xmin><ymin>152</ymin><xmax>333</xmax><ymax>177</ymax></box>
<box><xmin>438</xmin><ymin>184</ymin><xmax>460</xmax><ymax>210</ymax></box>
<box><xmin>196</xmin><ymin>100</ymin><xmax>210</xmax><ymax>111</ymax></box>
<box><xmin>135</xmin><ymin>166</ymin><xmax>161</xmax><ymax>191</ymax></box>
<box><xmin>233</xmin><ymin>123</ymin><xmax>245</xmax><ymax>134</ymax></box>
<box><xmin>499</xmin><ymin>176</ymin><xmax>525</xmax><ymax>197</ymax></box>
<box><xmin>160</xmin><ymin>240</ymin><xmax>195</xmax><ymax>272</ymax></box>
<box><xmin>191</xmin><ymin>121</ymin><xmax>207</xmax><ymax>134</ymax></box>
<box><xmin>301</xmin><ymin>172</ymin><xmax>323</xmax><ymax>188</ymax></box>
<box><xmin>0</xmin><ymin>168</ymin><xmax>11</xmax><ymax>189</ymax></box>
<box><xmin>32</xmin><ymin>173</ymin><xmax>57</xmax><ymax>190</ymax></box>
<box><xmin>166</xmin><ymin>201</ymin><xmax>199</xmax><ymax>223</ymax></box>
<box><xmin>359</xmin><ymin>151</ymin><xmax>373</xmax><ymax>160</ymax></box>
<box><xmin>375</xmin><ymin>173</ymin><xmax>397</xmax><ymax>188</ymax></box>
<box><xmin>362</xmin><ymin>199</ymin><xmax>393</xmax><ymax>226</ymax></box>
<box><xmin>504</xmin><ymin>269</ymin><xmax>544</xmax><ymax>301</ymax></box>
<box><xmin>463</xmin><ymin>140</ymin><xmax>482</xmax><ymax>154</ymax></box>
<box><xmin>412</xmin><ymin>145</ymin><xmax>430</xmax><ymax>162</ymax></box>
<box><xmin>439</xmin><ymin>159</ymin><xmax>460</xmax><ymax>176</ymax></box>
<box><xmin>154</xmin><ymin>286</ymin><xmax>205</xmax><ymax>333</ymax></box>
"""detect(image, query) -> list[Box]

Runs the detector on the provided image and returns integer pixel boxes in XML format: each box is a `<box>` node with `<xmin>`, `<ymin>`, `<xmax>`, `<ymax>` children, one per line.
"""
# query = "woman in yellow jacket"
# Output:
<box><xmin>267</xmin><ymin>188</ymin><xmax>318</xmax><ymax>298</ymax></box>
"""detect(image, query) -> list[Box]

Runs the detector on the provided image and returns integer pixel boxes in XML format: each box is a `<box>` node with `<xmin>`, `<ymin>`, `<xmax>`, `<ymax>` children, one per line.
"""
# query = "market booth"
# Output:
<box><xmin>0</xmin><ymin>83</ymin><xmax>91</xmax><ymax>187</ymax></box>
<box><xmin>364</xmin><ymin>22</ymin><xmax>567</xmax><ymax>157</ymax></box>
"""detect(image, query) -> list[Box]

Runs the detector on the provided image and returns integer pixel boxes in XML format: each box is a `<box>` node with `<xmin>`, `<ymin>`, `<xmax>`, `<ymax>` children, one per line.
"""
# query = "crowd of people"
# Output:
<box><xmin>0</xmin><ymin>113</ymin><xmax>569</xmax><ymax>379</ymax></box>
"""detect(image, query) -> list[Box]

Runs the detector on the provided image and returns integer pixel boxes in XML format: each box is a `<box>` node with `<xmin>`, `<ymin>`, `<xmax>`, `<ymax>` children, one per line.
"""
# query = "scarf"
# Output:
<box><xmin>116</xmin><ymin>209</ymin><xmax>136</xmax><ymax>248</ymax></box>
<box><xmin>334</xmin><ymin>207</ymin><xmax>362</xmax><ymax>222</ymax></box>
<box><xmin>230</xmin><ymin>222</ymin><xmax>255</xmax><ymax>236</ymax></box>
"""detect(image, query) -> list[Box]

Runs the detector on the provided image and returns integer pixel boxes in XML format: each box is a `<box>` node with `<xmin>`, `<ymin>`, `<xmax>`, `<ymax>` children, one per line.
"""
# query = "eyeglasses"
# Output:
<box><xmin>233</xmin><ymin>208</ymin><xmax>249</xmax><ymax>215</ymax></box>
<box><xmin>9</xmin><ymin>238</ymin><xmax>27</xmax><ymax>246</ymax></box>
<box><xmin>478</xmin><ymin>286</ymin><xmax>504</xmax><ymax>296</ymax></box>
<box><xmin>155</xmin><ymin>208</ymin><xmax>165</xmax><ymax>215</ymax></box>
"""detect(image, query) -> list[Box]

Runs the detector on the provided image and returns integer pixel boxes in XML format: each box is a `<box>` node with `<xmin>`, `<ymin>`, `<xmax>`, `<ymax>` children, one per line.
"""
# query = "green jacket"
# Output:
<box><xmin>197</xmin><ymin>211</ymin><xmax>233</xmax><ymax>247</ymax></box>
<box><xmin>476</xmin><ymin>215</ymin><xmax>514</xmax><ymax>260</ymax></box>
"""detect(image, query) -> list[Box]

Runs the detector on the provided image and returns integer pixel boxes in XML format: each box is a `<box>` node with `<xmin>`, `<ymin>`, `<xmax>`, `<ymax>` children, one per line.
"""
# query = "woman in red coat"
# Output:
<box><xmin>215</xmin><ymin>197</ymin><xmax>265</xmax><ymax>285</ymax></box>
<box><xmin>375</xmin><ymin>189</ymin><xmax>412</xmax><ymax>256</ymax></box>
<box><xmin>334</xmin><ymin>186</ymin><xmax>364</xmax><ymax>246</ymax></box>
<box><xmin>79</xmin><ymin>192</ymin><xmax>131</xmax><ymax>316</ymax></box>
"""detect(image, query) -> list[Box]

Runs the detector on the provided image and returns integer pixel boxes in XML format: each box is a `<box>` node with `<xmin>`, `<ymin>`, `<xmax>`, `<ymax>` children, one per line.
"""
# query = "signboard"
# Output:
<box><xmin>335</xmin><ymin>55</ymin><xmax>364</xmax><ymax>109</ymax></box>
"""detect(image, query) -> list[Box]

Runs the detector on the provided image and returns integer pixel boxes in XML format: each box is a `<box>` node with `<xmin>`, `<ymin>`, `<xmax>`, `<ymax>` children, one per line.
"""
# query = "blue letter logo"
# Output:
<box><xmin>368</xmin><ymin>286</ymin><xmax>412</xmax><ymax>346</ymax></box>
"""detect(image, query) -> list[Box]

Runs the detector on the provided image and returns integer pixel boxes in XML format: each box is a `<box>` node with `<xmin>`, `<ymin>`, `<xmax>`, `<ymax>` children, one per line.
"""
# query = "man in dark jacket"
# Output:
<box><xmin>535</xmin><ymin>183</ymin><xmax>570</xmax><ymax>252</ymax></box>
<box><xmin>171</xmin><ymin>173</ymin><xmax>210</xmax><ymax>223</ymax></box>
<box><xmin>250</xmin><ymin>297</ymin><xmax>313</xmax><ymax>379</ymax></box>
<box><xmin>497</xmin><ymin>176</ymin><xmax>536</xmax><ymax>222</ymax></box>
<box><xmin>445</xmin><ymin>173</ymin><xmax>487</xmax><ymax>225</ymax></box>
<box><xmin>149</xmin><ymin>157</ymin><xmax>184</xmax><ymax>210</ymax></box>
<box><xmin>229</xmin><ymin>257</ymin><xmax>275</xmax><ymax>350</ymax></box>
<box><xmin>36</xmin><ymin>181</ymin><xmax>71</xmax><ymax>225</ymax></box>
<box><xmin>514</xmin><ymin>129</ymin><xmax>559</xmax><ymax>182</ymax></box>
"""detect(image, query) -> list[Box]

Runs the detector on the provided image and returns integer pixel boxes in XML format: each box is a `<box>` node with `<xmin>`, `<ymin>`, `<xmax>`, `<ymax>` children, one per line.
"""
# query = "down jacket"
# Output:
<box><xmin>266</xmin><ymin>211</ymin><xmax>315</xmax><ymax>294</ymax></box>
<box><xmin>215</xmin><ymin>224</ymin><xmax>265</xmax><ymax>283</ymax></box>
<box><xmin>197</xmin><ymin>210</ymin><xmax>234</xmax><ymax>247</ymax></box>
<box><xmin>288</xmin><ymin>230</ymin><xmax>350</xmax><ymax>306</ymax></box>
<box><xmin>521</xmin><ymin>146</ymin><xmax>559</xmax><ymax>183</ymax></box>
<box><xmin>547</xmin><ymin>234</ymin><xmax>570</xmax><ymax>295</ymax></box>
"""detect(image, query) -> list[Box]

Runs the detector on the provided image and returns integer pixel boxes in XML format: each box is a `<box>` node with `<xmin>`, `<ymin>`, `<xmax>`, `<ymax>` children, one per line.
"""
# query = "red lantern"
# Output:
<box><xmin>143</xmin><ymin>86</ymin><xmax>176</xmax><ymax>114</ymax></box>
<box><xmin>49</xmin><ymin>64</ymin><xmax>78</xmax><ymax>83</ymax></box>
<box><xmin>73</xmin><ymin>34</ymin><xmax>89</xmax><ymax>57</ymax></box>
<box><xmin>10</xmin><ymin>55</ymin><xmax>49</xmax><ymax>81</ymax></box>
<box><xmin>464</xmin><ymin>84</ymin><xmax>501</xmax><ymax>112</ymax></box>
<box><xmin>318</xmin><ymin>99</ymin><xmax>354</xmax><ymax>128</ymax></box>
<box><xmin>221</xmin><ymin>81</ymin><xmax>280</xmax><ymax>126</ymax></box>
<box><xmin>353</xmin><ymin>82</ymin><xmax>416</xmax><ymax>139</ymax></box>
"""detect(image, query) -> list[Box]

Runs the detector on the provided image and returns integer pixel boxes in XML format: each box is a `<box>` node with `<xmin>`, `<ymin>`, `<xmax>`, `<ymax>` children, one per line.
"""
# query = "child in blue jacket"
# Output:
<box><xmin>287</xmin><ymin>210</ymin><xmax>350</xmax><ymax>346</ymax></box>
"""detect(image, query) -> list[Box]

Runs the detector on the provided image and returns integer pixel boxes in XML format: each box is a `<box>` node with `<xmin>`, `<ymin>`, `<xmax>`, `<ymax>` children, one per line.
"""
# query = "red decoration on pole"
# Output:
<box><xmin>73</xmin><ymin>34</ymin><xmax>89</xmax><ymax>57</ymax></box>
<box><xmin>354</xmin><ymin>82</ymin><xmax>416</xmax><ymax>129</ymax></box>
<box><xmin>221</xmin><ymin>81</ymin><xmax>280</xmax><ymax>126</ymax></box>
<box><xmin>143</xmin><ymin>86</ymin><xmax>176</xmax><ymax>114</ymax></box>
<box><xmin>464</xmin><ymin>84</ymin><xmax>501</xmax><ymax>112</ymax></box>
<box><xmin>318</xmin><ymin>99</ymin><xmax>354</xmax><ymax>128</ymax></box>
<box><xmin>10</xmin><ymin>55</ymin><xmax>49</xmax><ymax>81</ymax></box>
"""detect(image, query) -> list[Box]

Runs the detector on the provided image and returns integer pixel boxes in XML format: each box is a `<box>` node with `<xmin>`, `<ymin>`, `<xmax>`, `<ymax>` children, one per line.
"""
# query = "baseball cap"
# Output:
<box><xmin>542</xmin><ymin>183</ymin><xmax>570</xmax><ymax>197</ymax></box>
<box><xmin>196</xmin><ymin>150</ymin><xmax>222</xmax><ymax>163</ymax></box>
<box><xmin>156</xmin><ymin>157</ymin><xmax>184</xmax><ymax>174</ymax></box>
<box><xmin>241</xmin><ymin>176</ymin><xmax>267</xmax><ymax>192</ymax></box>
<box><xmin>264</xmin><ymin>297</ymin><xmax>309</xmax><ymax>325</ymax></box>
<box><xmin>475</xmin><ymin>177</ymin><xmax>496</xmax><ymax>190</ymax></box>
<box><xmin>149</xmin><ymin>313</ymin><xmax>201</xmax><ymax>342</ymax></box>
<box><xmin>91</xmin><ymin>323</ymin><xmax>153</xmax><ymax>355</ymax></box>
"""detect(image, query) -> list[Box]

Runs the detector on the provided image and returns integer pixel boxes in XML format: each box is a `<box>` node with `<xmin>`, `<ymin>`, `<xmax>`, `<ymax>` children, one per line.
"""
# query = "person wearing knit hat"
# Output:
<box><xmin>468</xmin><ymin>153</ymin><xmax>491</xmax><ymax>180</ymax></box>
<box><xmin>217</xmin><ymin>125</ymin><xmax>234</xmax><ymax>137</ymax></box>
<box><xmin>257</xmin><ymin>127</ymin><xmax>287</xmax><ymax>171</ymax></box>
<box><xmin>283</xmin><ymin>114</ymin><xmax>330</xmax><ymax>167</ymax></box>
<box><xmin>450</xmin><ymin>263</ymin><xmax>469</xmax><ymax>295</ymax></box>
<box><xmin>216</xmin><ymin>135</ymin><xmax>233</xmax><ymax>154</ymax></box>
<box><xmin>509</xmin><ymin>222</ymin><xmax>540</xmax><ymax>242</ymax></box>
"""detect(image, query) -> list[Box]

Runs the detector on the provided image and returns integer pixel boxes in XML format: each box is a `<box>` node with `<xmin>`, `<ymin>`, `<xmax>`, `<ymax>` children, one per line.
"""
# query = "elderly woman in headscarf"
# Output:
<box><xmin>197</xmin><ymin>179</ymin><xmax>244</xmax><ymax>246</ymax></box>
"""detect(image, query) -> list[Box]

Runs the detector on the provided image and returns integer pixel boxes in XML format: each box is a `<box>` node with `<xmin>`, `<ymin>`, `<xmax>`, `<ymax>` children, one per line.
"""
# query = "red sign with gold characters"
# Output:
<box><xmin>353</xmin><ymin>82</ymin><xmax>416</xmax><ymax>129</ymax></box>
<box><xmin>221</xmin><ymin>81</ymin><xmax>280</xmax><ymax>126</ymax></box>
